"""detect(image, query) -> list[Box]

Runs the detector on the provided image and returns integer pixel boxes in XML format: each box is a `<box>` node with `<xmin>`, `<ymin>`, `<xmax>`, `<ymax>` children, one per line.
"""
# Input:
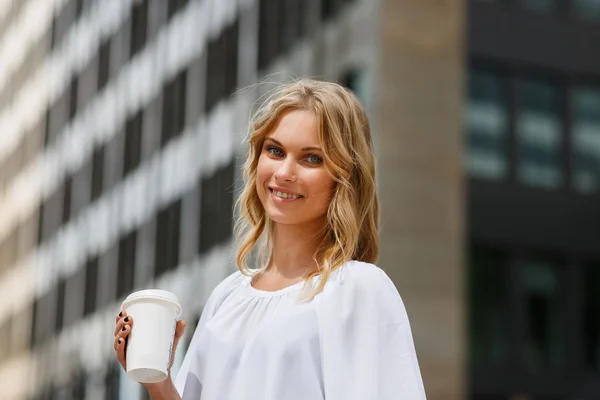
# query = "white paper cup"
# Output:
<box><xmin>121</xmin><ymin>289</ymin><xmax>182</xmax><ymax>383</ymax></box>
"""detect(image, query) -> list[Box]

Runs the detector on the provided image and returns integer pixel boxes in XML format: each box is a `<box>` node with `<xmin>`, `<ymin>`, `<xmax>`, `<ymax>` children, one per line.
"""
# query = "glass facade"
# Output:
<box><xmin>516</xmin><ymin>79</ymin><xmax>563</xmax><ymax>189</ymax></box>
<box><xmin>572</xmin><ymin>86</ymin><xmax>600</xmax><ymax>193</ymax></box>
<box><xmin>466</xmin><ymin>70</ymin><xmax>509</xmax><ymax>180</ymax></box>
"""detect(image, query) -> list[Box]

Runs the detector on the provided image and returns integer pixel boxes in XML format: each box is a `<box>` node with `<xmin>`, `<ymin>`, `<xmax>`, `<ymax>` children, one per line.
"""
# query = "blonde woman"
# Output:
<box><xmin>113</xmin><ymin>79</ymin><xmax>427</xmax><ymax>399</ymax></box>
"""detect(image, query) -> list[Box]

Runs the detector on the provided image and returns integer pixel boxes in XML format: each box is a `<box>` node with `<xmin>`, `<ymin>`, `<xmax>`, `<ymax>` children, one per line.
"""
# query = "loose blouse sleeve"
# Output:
<box><xmin>316</xmin><ymin>262</ymin><xmax>427</xmax><ymax>399</ymax></box>
<box><xmin>174</xmin><ymin>271</ymin><xmax>243</xmax><ymax>397</ymax></box>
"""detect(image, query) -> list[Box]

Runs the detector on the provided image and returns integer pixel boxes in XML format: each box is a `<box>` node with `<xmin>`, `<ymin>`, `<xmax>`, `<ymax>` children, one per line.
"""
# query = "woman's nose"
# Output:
<box><xmin>274</xmin><ymin>158</ymin><xmax>297</xmax><ymax>182</ymax></box>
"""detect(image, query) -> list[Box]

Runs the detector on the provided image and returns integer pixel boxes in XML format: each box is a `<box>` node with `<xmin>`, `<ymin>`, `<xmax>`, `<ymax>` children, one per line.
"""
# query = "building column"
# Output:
<box><xmin>375</xmin><ymin>0</ymin><xmax>466</xmax><ymax>398</ymax></box>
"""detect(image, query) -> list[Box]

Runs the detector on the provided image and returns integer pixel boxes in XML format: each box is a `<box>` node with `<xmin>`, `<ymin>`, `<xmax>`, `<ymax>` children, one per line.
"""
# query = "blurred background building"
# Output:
<box><xmin>0</xmin><ymin>0</ymin><xmax>598</xmax><ymax>399</ymax></box>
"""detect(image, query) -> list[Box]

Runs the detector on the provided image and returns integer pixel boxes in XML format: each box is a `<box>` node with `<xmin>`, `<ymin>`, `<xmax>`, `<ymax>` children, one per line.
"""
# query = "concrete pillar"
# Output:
<box><xmin>375</xmin><ymin>0</ymin><xmax>466</xmax><ymax>398</ymax></box>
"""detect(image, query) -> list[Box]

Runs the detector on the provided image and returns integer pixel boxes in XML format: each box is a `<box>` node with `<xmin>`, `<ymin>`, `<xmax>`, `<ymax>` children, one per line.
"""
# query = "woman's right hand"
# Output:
<box><xmin>113</xmin><ymin>310</ymin><xmax>187</xmax><ymax>377</ymax></box>
<box><xmin>114</xmin><ymin>310</ymin><xmax>133</xmax><ymax>371</ymax></box>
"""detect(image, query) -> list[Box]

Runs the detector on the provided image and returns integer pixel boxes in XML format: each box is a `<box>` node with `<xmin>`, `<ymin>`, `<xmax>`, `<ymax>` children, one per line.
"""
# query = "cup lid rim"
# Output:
<box><xmin>121</xmin><ymin>289</ymin><xmax>182</xmax><ymax>318</ymax></box>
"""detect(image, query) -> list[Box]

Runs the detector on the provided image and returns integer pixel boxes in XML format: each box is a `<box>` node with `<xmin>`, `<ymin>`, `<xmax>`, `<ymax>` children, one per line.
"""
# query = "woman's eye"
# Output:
<box><xmin>306</xmin><ymin>154</ymin><xmax>323</xmax><ymax>164</ymax></box>
<box><xmin>266</xmin><ymin>147</ymin><xmax>284</xmax><ymax>157</ymax></box>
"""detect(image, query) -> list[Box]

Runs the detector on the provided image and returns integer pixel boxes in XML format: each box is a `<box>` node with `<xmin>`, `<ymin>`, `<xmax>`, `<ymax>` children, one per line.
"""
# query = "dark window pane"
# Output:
<box><xmin>130</xmin><ymin>0</ymin><xmax>148</xmax><ymax>57</ymax></box>
<box><xmin>258</xmin><ymin>0</ymin><xmax>281</xmax><ymax>71</ymax></box>
<box><xmin>84</xmin><ymin>256</ymin><xmax>99</xmax><ymax>316</ymax></box>
<box><xmin>206</xmin><ymin>34</ymin><xmax>224</xmax><ymax>114</ymax></box>
<box><xmin>584</xmin><ymin>261</ymin><xmax>600</xmax><ymax>371</ymax></box>
<box><xmin>124</xmin><ymin>111</ymin><xmax>142</xmax><ymax>176</ymax></box>
<box><xmin>321</xmin><ymin>0</ymin><xmax>335</xmax><ymax>20</ymax></box>
<box><xmin>55</xmin><ymin>279</ymin><xmax>66</xmax><ymax>333</ymax></box>
<box><xmin>572</xmin><ymin>86</ymin><xmax>600</xmax><ymax>193</ymax></box>
<box><xmin>224</xmin><ymin>19</ymin><xmax>239</xmax><ymax>98</ymax></box>
<box><xmin>62</xmin><ymin>176</ymin><xmax>72</xmax><ymax>225</ymax></box>
<box><xmin>30</xmin><ymin>299</ymin><xmax>37</xmax><ymax>348</ymax></box>
<box><xmin>117</xmin><ymin>231</ymin><xmax>137</xmax><ymax>299</ymax></box>
<box><xmin>518</xmin><ymin>0</ymin><xmax>560</xmax><ymax>13</ymax></box>
<box><xmin>69</xmin><ymin>75</ymin><xmax>78</xmax><ymax>120</ymax></box>
<box><xmin>98</xmin><ymin>39</ymin><xmax>110</xmax><ymax>91</ymax></box>
<box><xmin>217</xmin><ymin>162</ymin><xmax>235</xmax><ymax>244</ymax></box>
<box><xmin>91</xmin><ymin>145</ymin><xmax>104</xmax><ymax>201</ymax></box>
<box><xmin>155</xmin><ymin>200</ymin><xmax>181</xmax><ymax>277</ymax></box>
<box><xmin>167</xmin><ymin>0</ymin><xmax>188</xmax><ymax>20</ymax></box>
<box><xmin>43</xmin><ymin>109</ymin><xmax>51</xmax><ymax>148</ymax></box>
<box><xmin>573</xmin><ymin>0</ymin><xmax>600</xmax><ymax>21</ymax></box>
<box><xmin>468</xmin><ymin>247</ymin><xmax>509</xmax><ymax>366</ymax></box>
<box><xmin>466</xmin><ymin>69</ymin><xmax>509</xmax><ymax>180</ymax></box>
<box><xmin>161</xmin><ymin>71</ymin><xmax>187</xmax><ymax>146</ymax></box>
<box><xmin>0</xmin><ymin>316</ymin><xmax>11</xmax><ymax>362</ymax></box>
<box><xmin>199</xmin><ymin>160</ymin><xmax>235</xmax><ymax>253</ymax></box>
<box><xmin>517</xmin><ymin>79</ymin><xmax>563</xmax><ymax>189</ymax></box>
<box><xmin>104</xmin><ymin>364</ymin><xmax>120</xmax><ymax>400</ymax></box>
<box><xmin>520</xmin><ymin>257</ymin><xmax>564</xmax><ymax>371</ymax></box>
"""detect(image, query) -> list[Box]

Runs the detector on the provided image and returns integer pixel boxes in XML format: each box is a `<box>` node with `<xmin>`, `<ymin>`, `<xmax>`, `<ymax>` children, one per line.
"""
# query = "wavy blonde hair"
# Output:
<box><xmin>235</xmin><ymin>79</ymin><xmax>379</xmax><ymax>299</ymax></box>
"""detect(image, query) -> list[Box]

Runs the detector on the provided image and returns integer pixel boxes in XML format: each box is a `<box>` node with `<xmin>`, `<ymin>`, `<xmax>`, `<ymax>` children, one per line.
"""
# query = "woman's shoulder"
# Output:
<box><xmin>328</xmin><ymin>260</ymin><xmax>392</xmax><ymax>288</ymax></box>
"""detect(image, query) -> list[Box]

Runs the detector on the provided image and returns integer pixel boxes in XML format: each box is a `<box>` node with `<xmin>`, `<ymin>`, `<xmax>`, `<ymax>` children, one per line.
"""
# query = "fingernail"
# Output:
<box><xmin>124</xmin><ymin>317</ymin><xmax>129</xmax><ymax>322</ymax></box>
<box><xmin>122</xmin><ymin>327</ymin><xmax>126</xmax><ymax>331</ymax></box>
<box><xmin>119</xmin><ymin>312</ymin><xmax>122</xmax><ymax>317</ymax></box>
<box><xmin>118</xmin><ymin>338</ymin><xmax>122</xmax><ymax>344</ymax></box>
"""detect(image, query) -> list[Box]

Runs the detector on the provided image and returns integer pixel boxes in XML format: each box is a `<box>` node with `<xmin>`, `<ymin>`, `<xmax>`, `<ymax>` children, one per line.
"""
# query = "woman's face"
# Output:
<box><xmin>256</xmin><ymin>110</ymin><xmax>335</xmax><ymax>227</ymax></box>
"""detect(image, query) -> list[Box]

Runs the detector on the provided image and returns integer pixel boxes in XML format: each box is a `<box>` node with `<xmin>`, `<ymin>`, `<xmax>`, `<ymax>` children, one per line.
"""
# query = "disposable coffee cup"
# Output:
<box><xmin>121</xmin><ymin>289</ymin><xmax>182</xmax><ymax>383</ymax></box>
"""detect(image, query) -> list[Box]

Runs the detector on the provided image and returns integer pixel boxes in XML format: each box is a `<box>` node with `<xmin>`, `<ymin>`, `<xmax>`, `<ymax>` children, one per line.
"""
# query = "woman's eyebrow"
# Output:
<box><xmin>264</xmin><ymin>138</ymin><xmax>323</xmax><ymax>152</ymax></box>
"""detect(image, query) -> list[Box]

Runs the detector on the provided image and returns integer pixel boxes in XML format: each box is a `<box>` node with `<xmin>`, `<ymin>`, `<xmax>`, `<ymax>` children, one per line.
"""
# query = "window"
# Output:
<box><xmin>321</xmin><ymin>0</ymin><xmax>336</xmax><ymax>20</ymax></box>
<box><xmin>117</xmin><ymin>231</ymin><xmax>137</xmax><ymax>299</ymax></box>
<box><xmin>573</xmin><ymin>0</ymin><xmax>600</xmax><ymax>21</ymax></box>
<box><xmin>98</xmin><ymin>39</ymin><xmax>110</xmax><ymax>91</ymax></box>
<box><xmin>154</xmin><ymin>200</ymin><xmax>181</xmax><ymax>277</ymax></box>
<box><xmin>71</xmin><ymin>373</ymin><xmax>86</xmax><ymax>399</ymax></box>
<box><xmin>69</xmin><ymin>75</ymin><xmax>78</xmax><ymax>120</ymax></box>
<box><xmin>258</xmin><ymin>0</ymin><xmax>281</xmax><ymax>71</ymax></box>
<box><xmin>516</xmin><ymin>79</ymin><xmax>563</xmax><ymax>189</ymax></box>
<box><xmin>43</xmin><ymin>109</ymin><xmax>51</xmax><ymax>148</ymax></box>
<box><xmin>224</xmin><ymin>20</ymin><xmax>239</xmax><ymax>99</ymax></box>
<box><xmin>91</xmin><ymin>145</ymin><xmax>104</xmax><ymax>201</ymax></box>
<box><xmin>62</xmin><ymin>267</ymin><xmax>86</xmax><ymax>329</ymax></box>
<box><xmin>468</xmin><ymin>247</ymin><xmax>510</xmax><ymax>366</ymax></box>
<box><xmin>519</xmin><ymin>257</ymin><xmax>564</xmax><ymax>371</ymax></box>
<box><xmin>130</xmin><ymin>0</ymin><xmax>148</xmax><ymax>57</ymax></box>
<box><xmin>0</xmin><ymin>316</ymin><xmax>11</xmax><ymax>362</ymax></box>
<box><xmin>280</xmin><ymin>0</ymin><xmax>297</xmax><ymax>53</ymax></box>
<box><xmin>572</xmin><ymin>86</ymin><xmax>600</xmax><ymax>193</ymax></box>
<box><xmin>104</xmin><ymin>364</ymin><xmax>120</xmax><ymax>400</ymax></box>
<box><xmin>0</xmin><ymin>225</ymin><xmax>18</xmax><ymax>275</ymax></box>
<box><xmin>340</xmin><ymin>69</ymin><xmax>366</xmax><ymax>104</ymax></box>
<box><xmin>466</xmin><ymin>69</ymin><xmax>509</xmax><ymax>180</ymax></box>
<box><xmin>517</xmin><ymin>0</ymin><xmax>560</xmax><ymax>13</ymax></box>
<box><xmin>62</xmin><ymin>176</ymin><xmax>72</xmax><ymax>225</ymax></box>
<box><xmin>84</xmin><ymin>256</ymin><xmax>99</xmax><ymax>316</ymax></box>
<box><xmin>161</xmin><ymin>70</ymin><xmax>187</xmax><ymax>146</ymax></box>
<box><xmin>55</xmin><ymin>279</ymin><xmax>66</xmax><ymax>333</ymax></box>
<box><xmin>584</xmin><ymin>261</ymin><xmax>600</xmax><ymax>371</ymax></box>
<box><xmin>205</xmin><ymin>19</ymin><xmax>239</xmax><ymax>114</ymax></box>
<box><xmin>167</xmin><ymin>0</ymin><xmax>188</xmax><ymax>21</ymax></box>
<box><xmin>32</xmin><ymin>287</ymin><xmax>59</xmax><ymax>346</ymax></box>
<box><xmin>199</xmin><ymin>161</ymin><xmax>235</xmax><ymax>253</ymax></box>
<box><xmin>124</xmin><ymin>111</ymin><xmax>142</xmax><ymax>176</ymax></box>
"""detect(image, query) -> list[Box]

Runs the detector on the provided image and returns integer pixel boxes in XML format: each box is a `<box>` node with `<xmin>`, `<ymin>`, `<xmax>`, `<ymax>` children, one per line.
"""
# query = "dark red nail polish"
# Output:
<box><xmin>122</xmin><ymin>327</ymin><xmax>126</xmax><ymax>331</ymax></box>
<box><xmin>124</xmin><ymin>317</ymin><xmax>129</xmax><ymax>322</ymax></box>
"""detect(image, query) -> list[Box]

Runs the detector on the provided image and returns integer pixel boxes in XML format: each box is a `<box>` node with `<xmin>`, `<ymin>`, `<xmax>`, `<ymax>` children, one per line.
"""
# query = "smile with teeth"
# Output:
<box><xmin>270</xmin><ymin>189</ymin><xmax>303</xmax><ymax>199</ymax></box>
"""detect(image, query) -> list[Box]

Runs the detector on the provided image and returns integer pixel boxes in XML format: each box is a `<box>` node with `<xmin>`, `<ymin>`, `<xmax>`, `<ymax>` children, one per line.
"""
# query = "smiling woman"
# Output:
<box><xmin>113</xmin><ymin>79</ymin><xmax>427</xmax><ymax>400</ymax></box>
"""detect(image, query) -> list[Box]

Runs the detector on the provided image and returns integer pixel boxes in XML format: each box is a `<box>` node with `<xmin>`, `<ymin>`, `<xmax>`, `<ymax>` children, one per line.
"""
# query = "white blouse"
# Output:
<box><xmin>174</xmin><ymin>260</ymin><xmax>426</xmax><ymax>400</ymax></box>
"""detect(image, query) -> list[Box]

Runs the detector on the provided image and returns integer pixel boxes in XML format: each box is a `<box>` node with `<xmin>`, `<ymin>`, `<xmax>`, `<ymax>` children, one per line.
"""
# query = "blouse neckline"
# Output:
<box><xmin>243</xmin><ymin>275</ymin><xmax>307</xmax><ymax>298</ymax></box>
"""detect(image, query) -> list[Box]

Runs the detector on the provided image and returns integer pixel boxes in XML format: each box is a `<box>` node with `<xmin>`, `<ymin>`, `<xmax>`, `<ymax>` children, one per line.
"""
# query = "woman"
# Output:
<box><xmin>113</xmin><ymin>79</ymin><xmax>427</xmax><ymax>399</ymax></box>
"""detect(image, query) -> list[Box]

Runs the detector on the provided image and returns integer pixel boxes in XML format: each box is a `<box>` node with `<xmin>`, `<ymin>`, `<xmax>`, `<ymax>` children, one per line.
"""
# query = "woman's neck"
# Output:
<box><xmin>266</xmin><ymin>220</ymin><xmax>325</xmax><ymax>279</ymax></box>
